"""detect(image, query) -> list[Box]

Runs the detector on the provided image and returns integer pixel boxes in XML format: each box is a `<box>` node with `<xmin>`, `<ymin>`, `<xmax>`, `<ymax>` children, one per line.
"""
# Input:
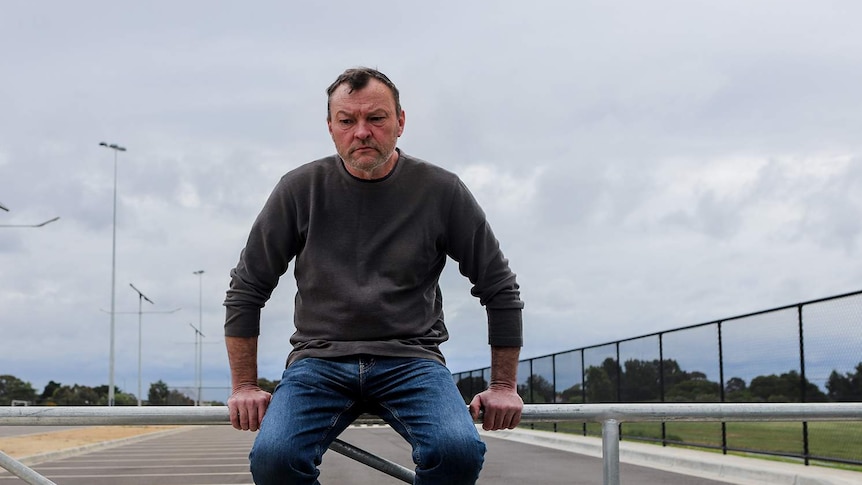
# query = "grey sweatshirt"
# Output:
<box><xmin>224</xmin><ymin>151</ymin><xmax>523</xmax><ymax>366</ymax></box>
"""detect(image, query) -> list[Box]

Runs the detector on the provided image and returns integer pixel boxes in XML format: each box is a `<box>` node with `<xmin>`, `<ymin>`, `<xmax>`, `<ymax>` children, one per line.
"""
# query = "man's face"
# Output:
<box><xmin>327</xmin><ymin>79</ymin><xmax>405</xmax><ymax>180</ymax></box>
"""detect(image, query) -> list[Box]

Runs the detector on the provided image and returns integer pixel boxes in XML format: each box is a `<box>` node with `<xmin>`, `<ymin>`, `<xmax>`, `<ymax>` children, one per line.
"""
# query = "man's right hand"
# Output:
<box><xmin>227</xmin><ymin>385</ymin><xmax>272</xmax><ymax>431</ymax></box>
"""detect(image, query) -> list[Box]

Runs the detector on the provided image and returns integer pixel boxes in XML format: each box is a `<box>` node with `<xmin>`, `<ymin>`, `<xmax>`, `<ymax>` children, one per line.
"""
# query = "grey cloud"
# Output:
<box><xmin>4</xmin><ymin>1</ymin><xmax>862</xmax><ymax>391</ymax></box>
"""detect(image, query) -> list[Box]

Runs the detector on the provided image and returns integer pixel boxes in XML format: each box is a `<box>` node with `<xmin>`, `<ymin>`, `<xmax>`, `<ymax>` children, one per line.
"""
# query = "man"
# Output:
<box><xmin>224</xmin><ymin>67</ymin><xmax>524</xmax><ymax>485</ymax></box>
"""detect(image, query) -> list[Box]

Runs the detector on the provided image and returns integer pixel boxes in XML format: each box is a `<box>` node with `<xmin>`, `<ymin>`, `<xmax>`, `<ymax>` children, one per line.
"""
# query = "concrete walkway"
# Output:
<box><xmin>486</xmin><ymin>427</ymin><xmax>862</xmax><ymax>485</ymax></box>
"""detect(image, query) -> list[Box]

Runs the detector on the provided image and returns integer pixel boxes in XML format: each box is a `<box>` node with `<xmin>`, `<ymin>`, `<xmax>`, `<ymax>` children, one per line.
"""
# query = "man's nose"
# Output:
<box><xmin>354</xmin><ymin>121</ymin><xmax>371</xmax><ymax>139</ymax></box>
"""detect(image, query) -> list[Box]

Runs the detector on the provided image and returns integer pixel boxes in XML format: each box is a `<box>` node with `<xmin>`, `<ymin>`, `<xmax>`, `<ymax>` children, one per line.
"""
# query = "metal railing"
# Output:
<box><xmin>454</xmin><ymin>289</ymin><xmax>862</xmax><ymax>465</ymax></box>
<box><xmin>2</xmin><ymin>403</ymin><xmax>862</xmax><ymax>485</ymax></box>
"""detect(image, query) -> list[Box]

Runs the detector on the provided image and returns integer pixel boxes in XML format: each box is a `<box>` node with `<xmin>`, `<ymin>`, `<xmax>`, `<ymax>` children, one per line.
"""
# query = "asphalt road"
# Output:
<box><xmin>0</xmin><ymin>426</ymin><xmax>733</xmax><ymax>484</ymax></box>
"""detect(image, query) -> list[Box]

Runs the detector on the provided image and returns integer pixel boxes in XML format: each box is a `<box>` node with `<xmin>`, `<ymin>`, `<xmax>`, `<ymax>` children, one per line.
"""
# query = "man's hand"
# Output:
<box><xmin>227</xmin><ymin>384</ymin><xmax>272</xmax><ymax>431</ymax></box>
<box><xmin>469</xmin><ymin>384</ymin><xmax>523</xmax><ymax>431</ymax></box>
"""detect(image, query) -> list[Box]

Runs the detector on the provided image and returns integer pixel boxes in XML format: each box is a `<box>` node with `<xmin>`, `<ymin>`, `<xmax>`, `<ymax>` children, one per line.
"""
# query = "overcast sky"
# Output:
<box><xmin>2</xmin><ymin>1</ymin><xmax>861</xmax><ymax>402</ymax></box>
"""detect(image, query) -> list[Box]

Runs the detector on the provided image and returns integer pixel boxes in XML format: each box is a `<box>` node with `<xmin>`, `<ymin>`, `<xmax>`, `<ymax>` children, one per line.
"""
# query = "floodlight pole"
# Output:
<box><xmin>0</xmin><ymin>217</ymin><xmax>60</xmax><ymax>228</ymax></box>
<box><xmin>101</xmin><ymin>305</ymin><xmax>182</xmax><ymax>405</ymax></box>
<box><xmin>193</xmin><ymin>270</ymin><xmax>205</xmax><ymax>404</ymax></box>
<box><xmin>189</xmin><ymin>322</ymin><xmax>205</xmax><ymax>406</ymax></box>
<box><xmin>129</xmin><ymin>284</ymin><xmax>154</xmax><ymax>407</ymax></box>
<box><xmin>0</xmin><ymin>204</ymin><xmax>60</xmax><ymax>228</ymax></box>
<box><xmin>100</xmin><ymin>141</ymin><xmax>126</xmax><ymax>406</ymax></box>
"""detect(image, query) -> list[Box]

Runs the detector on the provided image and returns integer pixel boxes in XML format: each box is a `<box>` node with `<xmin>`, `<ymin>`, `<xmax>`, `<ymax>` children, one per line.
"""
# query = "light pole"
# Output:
<box><xmin>103</xmin><ymin>303</ymin><xmax>181</xmax><ymax>405</ymax></box>
<box><xmin>193</xmin><ymin>270</ymin><xmax>204</xmax><ymax>404</ymax></box>
<box><xmin>100</xmin><ymin>141</ymin><xmax>126</xmax><ymax>406</ymax></box>
<box><xmin>188</xmin><ymin>322</ymin><xmax>205</xmax><ymax>406</ymax></box>
<box><xmin>129</xmin><ymin>284</ymin><xmax>153</xmax><ymax>407</ymax></box>
<box><xmin>0</xmin><ymin>216</ymin><xmax>60</xmax><ymax>228</ymax></box>
<box><xmin>0</xmin><ymin>203</ymin><xmax>60</xmax><ymax>228</ymax></box>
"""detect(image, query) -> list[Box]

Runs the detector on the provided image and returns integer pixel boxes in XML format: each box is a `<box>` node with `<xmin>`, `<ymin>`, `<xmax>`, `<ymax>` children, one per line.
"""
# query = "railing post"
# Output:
<box><xmin>602</xmin><ymin>418</ymin><xmax>620</xmax><ymax>485</ymax></box>
<box><xmin>659</xmin><ymin>332</ymin><xmax>666</xmax><ymax>447</ymax></box>
<box><xmin>798</xmin><ymin>304</ymin><xmax>810</xmax><ymax>465</ymax></box>
<box><xmin>718</xmin><ymin>321</ymin><xmax>727</xmax><ymax>455</ymax></box>
<box><xmin>0</xmin><ymin>450</ymin><xmax>58</xmax><ymax>485</ymax></box>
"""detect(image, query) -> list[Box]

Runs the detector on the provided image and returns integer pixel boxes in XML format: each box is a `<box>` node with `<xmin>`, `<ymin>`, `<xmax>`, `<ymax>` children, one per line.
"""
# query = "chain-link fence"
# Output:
<box><xmin>453</xmin><ymin>289</ymin><xmax>862</xmax><ymax>466</ymax></box>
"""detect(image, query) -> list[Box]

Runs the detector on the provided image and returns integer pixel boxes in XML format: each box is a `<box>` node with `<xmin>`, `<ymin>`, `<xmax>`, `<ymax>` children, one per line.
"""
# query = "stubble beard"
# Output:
<box><xmin>341</xmin><ymin>143</ymin><xmax>397</xmax><ymax>177</ymax></box>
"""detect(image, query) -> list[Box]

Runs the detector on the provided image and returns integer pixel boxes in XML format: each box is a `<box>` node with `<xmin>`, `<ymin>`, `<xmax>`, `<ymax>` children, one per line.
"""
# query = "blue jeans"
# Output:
<box><xmin>249</xmin><ymin>356</ymin><xmax>486</xmax><ymax>485</ymax></box>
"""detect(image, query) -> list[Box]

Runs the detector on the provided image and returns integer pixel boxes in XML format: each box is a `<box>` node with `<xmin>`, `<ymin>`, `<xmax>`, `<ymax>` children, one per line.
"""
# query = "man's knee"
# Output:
<box><xmin>419</xmin><ymin>432</ymin><xmax>486</xmax><ymax>479</ymax></box>
<box><xmin>249</xmin><ymin>440</ymin><xmax>320</xmax><ymax>485</ymax></box>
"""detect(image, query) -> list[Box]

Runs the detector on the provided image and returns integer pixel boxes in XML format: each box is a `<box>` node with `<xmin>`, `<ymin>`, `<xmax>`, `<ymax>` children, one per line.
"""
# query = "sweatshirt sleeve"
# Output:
<box><xmin>445</xmin><ymin>179</ymin><xmax>524</xmax><ymax>347</ymax></box>
<box><xmin>224</xmin><ymin>176</ymin><xmax>303</xmax><ymax>337</ymax></box>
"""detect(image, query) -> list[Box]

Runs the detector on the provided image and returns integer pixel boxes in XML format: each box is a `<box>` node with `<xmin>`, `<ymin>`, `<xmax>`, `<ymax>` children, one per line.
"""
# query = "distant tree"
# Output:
<box><xmin>112</xmin><ymin>390</ymin><xmax>138</xmax><ymax>406</ymax></box>
<box><xmin>826</xmin><ymin>363</ymin><xmax>862</xmax><ymax>402</ymax></box>
<box><xmin>148</xmin><ymin>380</ymin><xmax>170</xmax><ymax>405</ymax></box>
<box><xmin>257</xmin><ymin>378</ymin><xmax>280</xmax><ymax>394</ymax></box>
<box><xmin>724</xmin><ymin>377</ymin><xmax>751</xmax><ymax>402</ymax></box>
<box><xmin>165</xmin><ymin>389</ymin><xmax>195</xmax><ymax>405</ymax></box>
<box><xmin>725</xmin><ymin>377</ymin><xmax>747</xmax><ymax>394</ymax></box>
<box><xmin>51</xmin><ymin>384</ymin><xmax>100</xmax><ymax>405</ymax></box>
<box><xmin>519</xmin><ymin>374</ymin><xmax>555</xmax><ymax>403</ymax></box>
<box><xmin>89</xmin><ymin>385</ymin><xmax>135</xmax><ymax>405</ymax></box>
<box><xmin>620</xmin><ymin>359</ymin><xmax>660</xmax><ymax>402</ymax></box>
<box><xmin>0</xmin><ymin>375</ymin><xmax>38</xmax><ymax>405</ymax></box>
<box><xmin>749</xmin><ymin>371</ymin><xmax>827</xmax><ymax>402</ymax></box>
<box><xmin>456</xmin><ymin>376</ymin><xmax>487</xmax><ymax>403</ymax></box>
<box><xmin>39</xmin><ymin>380</ymin><xmax>62</xmax><ymax>405</ymax></box>
<box><xmin>585</xmin><ymin>364</ymin><xmax>615</xmax><ymax>403</ymax></box>
<box><xmin>666</xmin><ymin>379</ymin><xmax>720</xmax><ymax>402</ymax></box>
<box><xmin>601</xmin><ymin>358</ymin><xmax>621</xmax><ymax>390</ymax></box>
<box><xmin>559</xmin><ymin>383</ymin><xmax>584</xmax><ymax>403</ymax></box>
<box><xmin>147</xmin><ymin>380</ymin><xmax>194</xmax><ymax>405</ymax></box>
<box><xmin>661</xmin><ymin>360</ymin><xmax>688</xmax><ymax>390</ymax></box>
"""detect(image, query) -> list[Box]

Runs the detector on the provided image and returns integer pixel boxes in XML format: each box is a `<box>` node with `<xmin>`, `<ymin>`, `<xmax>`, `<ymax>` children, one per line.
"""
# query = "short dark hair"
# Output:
<box><xmin>326</xmin><ymin>67</ymin><xmax>401</xmax><ymax>120</ymax></box>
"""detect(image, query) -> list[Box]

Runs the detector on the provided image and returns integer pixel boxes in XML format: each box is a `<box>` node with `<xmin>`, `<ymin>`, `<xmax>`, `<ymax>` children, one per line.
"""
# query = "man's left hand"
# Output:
<box><xmin>469</xmin><ymin>385</ymin><xmax>523</xmax><ymax>431</ymax></box>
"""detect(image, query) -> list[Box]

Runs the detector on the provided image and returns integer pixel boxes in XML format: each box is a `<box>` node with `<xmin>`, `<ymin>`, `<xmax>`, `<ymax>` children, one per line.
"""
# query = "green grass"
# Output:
<box><xmin>527</xmin><ymin>421</ymin><xmax>862</xmax><ymax>467</ymax></box>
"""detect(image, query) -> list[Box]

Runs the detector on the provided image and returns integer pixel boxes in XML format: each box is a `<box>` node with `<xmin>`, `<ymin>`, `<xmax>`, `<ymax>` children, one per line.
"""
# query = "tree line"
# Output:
<box><xmin>457</xmin><ymin>359</ymin><xmax>862</xmax><ymax>404</ymax></box>
<box><xmin>0</xmin><ymin>375</ymin><xmax>285</xmax><ymax>406</ymax></box>
<box><xmin>0</xmin><ymin>375</ymin><xmax>192</xmax><ymax>406</ymax></box>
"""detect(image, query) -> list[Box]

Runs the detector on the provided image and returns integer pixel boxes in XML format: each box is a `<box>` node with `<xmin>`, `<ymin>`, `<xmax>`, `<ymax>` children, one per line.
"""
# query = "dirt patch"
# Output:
<box><xmin>0</xmin><ymin>426</ymin><xmax>181</xmax><ymax>459</ymax></box>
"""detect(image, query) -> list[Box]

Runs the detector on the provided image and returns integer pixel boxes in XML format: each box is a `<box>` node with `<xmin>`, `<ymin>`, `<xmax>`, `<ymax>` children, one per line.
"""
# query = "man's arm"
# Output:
<box><xmin>226</xmin><ymin>336</ymin><xmax>272</xmax><ymax>431</ymax></box>
<box><xmin>468</xmin><ymin>346</ymin><xmax>523</xmax><ymax>430</ymax></box>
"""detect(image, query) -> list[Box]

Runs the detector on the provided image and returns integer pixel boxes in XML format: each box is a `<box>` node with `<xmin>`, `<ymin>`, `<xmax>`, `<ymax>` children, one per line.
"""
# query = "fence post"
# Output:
<box><xmin>602</xmin><ymin>418</ymin><xmax>621</xmax><ymax>485</ymax></box>
<box><xmin>798</xmin><ymin>304</ymin><xmax>810</xmax><ymax>466</ymax></box>
<box><xmin>659</xmin><ymin>332</ymin><xmax>666</xmax><ymax>447</ymax></box>
<box><xmin>552</xmin><ymin>354</ymin><xmax>558</xmax><ymax>433</ymax></box>
<box><xmin>718</xmin><ymin>321</ymin><xmax>727</xmax><ymax>455</ymax></box>
<box><xmin>581</xmin><ymin>350</ymin><xmax>587</xmax><ymax>437</ymax></box>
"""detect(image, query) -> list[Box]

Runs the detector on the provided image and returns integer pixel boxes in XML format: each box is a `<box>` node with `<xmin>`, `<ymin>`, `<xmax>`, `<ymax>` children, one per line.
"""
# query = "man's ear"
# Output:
<box><xmin>397</xmin><ymin>110</ymin><xmax>406</xmax><ymax>137</ymax></box>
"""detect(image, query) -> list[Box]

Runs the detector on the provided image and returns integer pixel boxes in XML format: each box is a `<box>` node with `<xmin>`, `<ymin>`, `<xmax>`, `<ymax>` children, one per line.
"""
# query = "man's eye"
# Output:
<box><xmin>369</xmin><ymin>117</ymin><xmax>385</xmax><ymax>123</ymax></box>
<box><xmin>339</xmin><ymin>119</ymin><xmax>353</xmax><ymax>125</ymax></box>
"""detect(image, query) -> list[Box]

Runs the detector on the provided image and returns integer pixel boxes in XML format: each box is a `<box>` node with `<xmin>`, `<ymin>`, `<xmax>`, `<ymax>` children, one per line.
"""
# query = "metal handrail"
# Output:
<box><xmin>3</xmin><ymin>403</ymin><xmax>862</xmax><ymax>485</ymax></box>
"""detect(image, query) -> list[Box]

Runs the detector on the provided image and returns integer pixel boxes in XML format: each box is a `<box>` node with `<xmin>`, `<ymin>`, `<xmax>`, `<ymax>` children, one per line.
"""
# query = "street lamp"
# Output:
<box><xmin>188</xmin><ymin>322</ymin><xmax>205</xmax><ymax>406</ymax></box>
<box><xmin>193</xmin><ymin>270</ymin><xmax>205</xmax><ymax>404</ymax></box>
<box><xmin>129</xmin><ymin>284</ymin><xmax>153</xmax><ymax>407</ymax></box>
<box><xmin>0</xmin><ymin>203</ymin><xmax>60</xmax><ymax>227</ymax></box>
<box><xmin>0</xmin><ymin>216</ymin><xmax>60</xmax><ymax>228</ymax></box>
<box><xmin>100</xmin><ymin>141</ymin><xmax>126</xmax><ymax>406</ymax></box>
<box><xmin>103</xmin><ymin>302</ymin><xmax>181</xmax><ymax>405</ymax></box>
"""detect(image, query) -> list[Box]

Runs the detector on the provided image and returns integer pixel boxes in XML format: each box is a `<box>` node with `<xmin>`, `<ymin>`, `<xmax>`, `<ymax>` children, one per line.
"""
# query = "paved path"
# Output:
<box><xmin>0</xmin><ymin>427</ymin><xmax>79</xmax><ymax>438</ymax></box>
<box><xmin>1</xmin><ymin>426</ymin><xmax>733</xmax><ymax>484</ymax></box>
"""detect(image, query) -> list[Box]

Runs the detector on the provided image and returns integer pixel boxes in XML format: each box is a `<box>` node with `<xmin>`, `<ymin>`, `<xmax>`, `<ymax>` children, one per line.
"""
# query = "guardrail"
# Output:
<box><xmin>3</xmin><ymin>403</ymin><xmax>862</xmax><ymax>485</ymax></box>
